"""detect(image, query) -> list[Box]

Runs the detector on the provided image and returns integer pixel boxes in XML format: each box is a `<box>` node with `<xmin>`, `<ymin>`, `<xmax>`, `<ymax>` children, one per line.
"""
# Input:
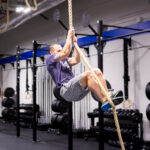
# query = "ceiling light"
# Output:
<box><xmin>23</xmin><ymin>8</ymin><xmax>31</xmax><ymax>14</ymax></box>
<box><xmin>16</xmin><ymin>7</ymin><xmax>24</xmax><ymax>13</ymax></box>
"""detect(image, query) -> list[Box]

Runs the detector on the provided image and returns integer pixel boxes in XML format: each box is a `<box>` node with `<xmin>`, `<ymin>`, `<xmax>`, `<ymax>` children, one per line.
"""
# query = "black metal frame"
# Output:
<box><xmin>15</xmin><ymin>19</ymin><xmax>150</xmax><ymax>149</ymax></box>
<box><xmin>68</xmin><ymin>102</ymin><xmax>73</xmax><ymax>150</ymax></box>
<box><xmin>32</xmin><ymin>40</ymin><xmax>38</xmax><ymax>142</ymax></box>
<box><xmin>16</xmin><ymin>42</ymin><xmax>39</xmax><ymax>142</ymax></box>
<box><xmin>27</xmin><ymin>40</ymin><xmax>73</xmax><ymax>146</ymax></box>
<box><xmin>97</xmin><ymin>20</ymin><xmax>104</xmax><ymax>150</ymax></box>
<box><xmin>26</xmin><ymin>60</ymin><xmax>30</xmax><ymax>94</ymax></box>
<box><xmin>94</xmin><ymin>20</ymin><xmax>150</xmax><ymax>150</ymax></box>
<box><xmin>123</xmin><ymin>38</ymin><xmax>131</xmax><ymax>100</ymax></box>
<box><xmin>16</xmin><ymin>45</ymin><xmax>20</xmax><ymax>137</ymax></box>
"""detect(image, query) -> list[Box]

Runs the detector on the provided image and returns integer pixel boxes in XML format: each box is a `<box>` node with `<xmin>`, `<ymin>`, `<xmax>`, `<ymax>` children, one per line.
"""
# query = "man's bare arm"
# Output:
<box><xmin>54</xmin><ymin>28</ymin><xmax>73</xmax><ymax>62</ymax></box>
<box><xmin>54</xmin><ymin>53</ymin><xmax>62</xmax><ymax>62</ymax></box>
<box><xmin>68</xmin><ymin>36</ymin><xmax>81</xmax><ymax>66</ymax></box>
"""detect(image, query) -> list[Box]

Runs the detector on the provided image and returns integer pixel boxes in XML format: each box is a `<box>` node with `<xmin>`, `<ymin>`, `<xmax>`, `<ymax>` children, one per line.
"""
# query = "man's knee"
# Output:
<box><xmin>82</xmin><ymin>71</ymin><xmax>96</xmax><ymax>86</ymax></box>
<box><xmin>82</xmin><ymin>71</ymin><xmax>91</xmax><ymax>79</ymax></box>
<box><xmin>80</xmin><ymin>71</ymin><xmax>91</xmax><ymax>88</ymax></box>
<box><xmin>82</xmin><ymin>69</ymin><xmax>103</xmax><ymax>80</ymax></box>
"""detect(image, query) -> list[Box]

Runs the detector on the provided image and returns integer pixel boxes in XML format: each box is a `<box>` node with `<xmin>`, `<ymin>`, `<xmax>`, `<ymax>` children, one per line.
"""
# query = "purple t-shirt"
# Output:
<box><xmin>46</xmin><ymin>54</ymin><xmax>74</xmax><ymax>88</ymax></box>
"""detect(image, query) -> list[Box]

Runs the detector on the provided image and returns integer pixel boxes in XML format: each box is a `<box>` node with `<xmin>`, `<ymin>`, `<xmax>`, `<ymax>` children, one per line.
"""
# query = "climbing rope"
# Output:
<box><xmin>25</xmin><ymin>0</ymin><xmax>38</xmax><ymax>11</ymax></box>
<box><xmin>67</xmin><ymin>0</ymin><xmax>125</xmax><ymax>150</ymax></box>
<box><xmin>0</xmin><ymin>0</ymin><xmax>10</xmax><ymax>33</ymax></box>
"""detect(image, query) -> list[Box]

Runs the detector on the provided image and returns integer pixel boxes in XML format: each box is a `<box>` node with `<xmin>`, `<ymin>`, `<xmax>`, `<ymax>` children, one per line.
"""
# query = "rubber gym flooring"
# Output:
<box><xmin>0</xmin><ymin>120</ymin><xmax>120</xmax><ymax>150</ymax></box>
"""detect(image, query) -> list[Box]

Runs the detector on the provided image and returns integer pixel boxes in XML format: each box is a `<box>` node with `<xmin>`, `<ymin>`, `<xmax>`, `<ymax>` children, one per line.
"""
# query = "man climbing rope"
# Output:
<box><xmin>46</xmin><ymin>28</ymin><xmax>123</xmax><ymax>111</ymax></box>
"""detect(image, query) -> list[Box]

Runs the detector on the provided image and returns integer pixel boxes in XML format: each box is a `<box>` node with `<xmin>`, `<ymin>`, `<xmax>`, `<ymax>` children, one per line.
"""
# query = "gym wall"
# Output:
<box><xmin>0</xmin><ymin>0</ymin><xmax>150</xmax><ymax>140</ymax></box>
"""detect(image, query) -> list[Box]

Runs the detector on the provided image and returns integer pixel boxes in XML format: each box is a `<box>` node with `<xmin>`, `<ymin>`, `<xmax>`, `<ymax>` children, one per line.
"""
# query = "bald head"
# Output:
<box><xmin>49</xmin><ymin>44</ymin><xmax>63</xmax><ymax>54</ymax></box>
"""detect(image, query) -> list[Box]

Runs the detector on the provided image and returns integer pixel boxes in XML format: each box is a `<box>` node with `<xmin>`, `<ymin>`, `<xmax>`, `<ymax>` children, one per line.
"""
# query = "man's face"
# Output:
<box><xmin>50</xmin><ymin>44</ymin><xmax>63</xmax><ymax>54</ymax></box>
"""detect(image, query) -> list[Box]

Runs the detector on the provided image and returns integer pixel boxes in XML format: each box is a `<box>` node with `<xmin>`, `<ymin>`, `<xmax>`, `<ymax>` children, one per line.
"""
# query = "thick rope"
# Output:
<box><xmin>25</xmin><ymin>0</ymin><xmax>38</xmax><ymax>11</ymax></box>
<box><xmin>67</xmin><ymin>0</ymin><xmax>125</xmax><ymax>150</ymax></box>
<box><xmin>0</xmin><ymin>0</ymin><xmax>9</xmax><ymax>33</ymax></box>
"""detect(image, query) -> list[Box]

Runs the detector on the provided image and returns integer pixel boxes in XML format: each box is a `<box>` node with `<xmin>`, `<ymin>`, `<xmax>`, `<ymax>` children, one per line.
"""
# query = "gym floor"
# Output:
<box><xmin>0</xmin><ymin>120</ymin><xmax>120</xmax><ymax>150</ymax></box>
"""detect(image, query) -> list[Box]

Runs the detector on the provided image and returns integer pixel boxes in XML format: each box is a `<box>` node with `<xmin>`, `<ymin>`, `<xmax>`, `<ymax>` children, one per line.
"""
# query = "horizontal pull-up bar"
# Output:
<box><xmin>2</xmin><ymin>64</ymin><xmax>46</xmax><ymax>71</ymax></box>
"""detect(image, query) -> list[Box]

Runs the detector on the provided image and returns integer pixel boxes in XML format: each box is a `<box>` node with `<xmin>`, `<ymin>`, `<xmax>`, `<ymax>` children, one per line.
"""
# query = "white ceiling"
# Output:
<box><xmin>0</xmin><ymin>0</ymin><xmax>65</xmax><ymax>33</ymax></box>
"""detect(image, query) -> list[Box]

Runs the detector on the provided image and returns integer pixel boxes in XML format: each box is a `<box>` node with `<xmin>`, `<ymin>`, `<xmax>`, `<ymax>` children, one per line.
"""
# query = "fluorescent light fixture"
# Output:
<box><xmin>16</xmin><ymin>6</ymin><xmax>31</xmax><ymax>14</ymax></box>
<box><xmin>23</xmin><ymin>8</ymin><xmax>31</xmax><ymax>14</ymax></box>
<box><xmin>16</xmin><ymin>6</ymin><xmax>24</xmax><ymax>13</ymax></box>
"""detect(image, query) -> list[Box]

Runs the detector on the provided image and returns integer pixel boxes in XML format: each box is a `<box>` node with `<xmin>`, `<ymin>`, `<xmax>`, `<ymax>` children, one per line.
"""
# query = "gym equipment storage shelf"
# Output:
<box><xmin>87</xmin><ymin>108</ymin><xmax>143</xmax><ymax>150</ymax></box>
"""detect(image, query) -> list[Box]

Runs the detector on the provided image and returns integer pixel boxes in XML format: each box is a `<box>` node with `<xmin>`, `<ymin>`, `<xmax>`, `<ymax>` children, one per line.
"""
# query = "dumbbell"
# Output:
<box><xmin>130</xmin><ymin>109</ymin><xmax>140</xmax><ymax>121</ymax></box>
<box><xmin>2</xmin><ymin>108</ymin><xmax>15</xmax><ymax>120</ymax></box>
<box><xmin>2</xmin><ymin>97</ymin><xmax>15</xmax><ymax>108</ymax></box>
<box><xmin>104</xmin><ymin>109</ymin><xmax>113</xmax><ymax>118</ymax></box>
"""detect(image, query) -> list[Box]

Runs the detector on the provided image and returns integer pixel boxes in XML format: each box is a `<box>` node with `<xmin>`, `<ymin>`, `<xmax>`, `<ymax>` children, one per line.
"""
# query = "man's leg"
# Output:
<box><xmin>80</xmin><ymin>69</ymin><xmax>108</xmax><ymax>104</ymax></box>
<box><xmin>80</xmin><ymin>69</ymin><xmax>123</xmax><ymax>111</ymax></box>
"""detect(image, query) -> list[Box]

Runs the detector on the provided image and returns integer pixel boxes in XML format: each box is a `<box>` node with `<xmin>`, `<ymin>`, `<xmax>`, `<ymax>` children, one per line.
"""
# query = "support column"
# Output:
<box><xmin>32</xmin><ymin>40</ymin><xmax>38</xmax><ymax>142</ymax></box>
<box><xmin>123</xmin><ymin>38</ymin><xmax>131</xmax><ymax>100</ymax></box>
<box><xmin>97</xmin><ymin>20</ymin><xmax>104</xmax><ymax>150</ymax></box>
<box><xmin>16</xmin><ymin>45</ymin><xmax>20</xmax><ymax>137</ymax></box>
<box><xmin>68</xmin><ymin>102</ymin><xmax>73</xmax><ymax>150</ymax></box>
